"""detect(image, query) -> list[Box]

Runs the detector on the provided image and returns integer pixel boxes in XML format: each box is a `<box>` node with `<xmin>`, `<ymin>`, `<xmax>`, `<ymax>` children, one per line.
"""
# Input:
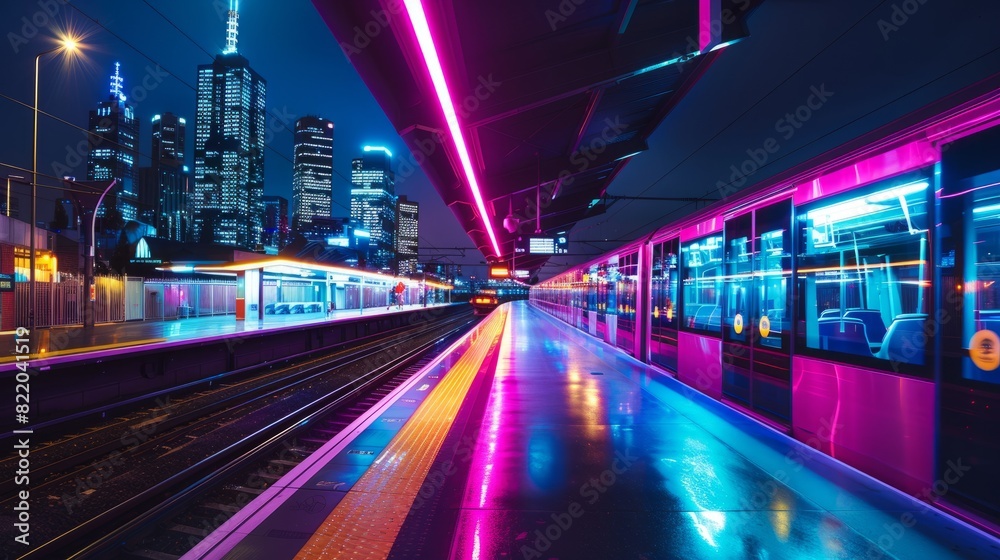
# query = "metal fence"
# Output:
<box><xmin>15</xmin><ymin>276</ymin><xmax>127</xmax><ymax>327</ymax></box>
<box><xmin>142</xmin><ymin>281</ymin><xmax>236</xmax><ymax>320</ymax></box>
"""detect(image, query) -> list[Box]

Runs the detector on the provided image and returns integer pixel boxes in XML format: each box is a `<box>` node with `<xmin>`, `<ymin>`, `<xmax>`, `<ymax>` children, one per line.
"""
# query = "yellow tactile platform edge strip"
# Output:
<box><xmin>293</xmin><ymin>308</ymin><xmax>508</xmax><ymax>560</ymax></box>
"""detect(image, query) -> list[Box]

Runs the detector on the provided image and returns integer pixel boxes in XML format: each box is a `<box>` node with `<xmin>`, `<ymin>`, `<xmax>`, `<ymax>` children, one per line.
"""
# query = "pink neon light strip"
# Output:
<box><xmin>699</xmin><ymin>0</ymin><xmax>713</xmax><ymax>51</ymax></box>
<box><xmin>793</xmin><ymin>140</ymin><xmax>939</xmax><ymax>205</ymax></box>
<box><xmin>402</xmin><ymin>0</ymin><xmax>502</xmax><ymax>257</ymax></box>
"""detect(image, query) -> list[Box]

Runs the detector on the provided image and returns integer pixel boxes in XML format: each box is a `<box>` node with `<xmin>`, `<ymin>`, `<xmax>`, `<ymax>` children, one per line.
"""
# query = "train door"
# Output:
<box><xmin>722</xmin><ymin>200</ymin><xmax>793</xmax><ymax>424</ymax></box>
<box><xmin>939</xmin><ymin>128</ymin><xmax>1000</xmax><ymax>522</ymax></box>
<box><xmin>583</xmin><ymin>266</ymin><xmax>597</xmax><ymax>336</ymax></box>
<box><xmin>616</xmin><ymin>251</ymin><xmax>638</xmax><ymax>355</ymax></box>
<box><xmin>650</xmin><ymin>239</ymin><xmax>680</xmax><ymax>372</ymax></box>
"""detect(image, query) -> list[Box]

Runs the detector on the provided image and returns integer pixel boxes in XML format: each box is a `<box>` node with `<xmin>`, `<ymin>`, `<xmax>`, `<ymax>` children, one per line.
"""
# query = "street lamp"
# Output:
<box><xmin>32</xmin><ymin>36</ymin><xmax>78</xmax><ymax>328</ymax></box>
<box><xmin>84</xmin><ymin>179</ymin><xmax>117</xmax><ymax>328</ymax></box>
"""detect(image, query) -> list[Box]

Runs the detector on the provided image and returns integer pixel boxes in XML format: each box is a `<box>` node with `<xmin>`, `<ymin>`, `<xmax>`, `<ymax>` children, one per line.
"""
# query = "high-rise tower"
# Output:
<box><xmin>87</xmin><ymin>62</ymin><xmax>140</xmax><ymax>223</ymax></box>
<box><xmin>395</xmin><ymin>195</ymin><xmax>419</xmax><ymax>276</ymax></box>
<box><xmin>350</xmin><ymin>146</ymin><xmax>396</xmax><ymax>270</ymax></box>
<box><xmin>292</xmin><ymin>116</ymin><xmax>333</xmax><ymax>234</ymax></box>
<box><xmin>193</xmin><ymin>0</ymin><xmax>266</xmax><ymax>248</ymax></box>
<box><xmin>139</xmin><ymin>112</ymin><xmax>189</xmax><ymax>241</ymax></box>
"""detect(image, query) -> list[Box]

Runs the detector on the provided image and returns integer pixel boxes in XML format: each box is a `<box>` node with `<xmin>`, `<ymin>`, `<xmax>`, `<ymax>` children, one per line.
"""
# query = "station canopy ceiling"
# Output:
<box><xmin>312</xmin><ymin>0</ymin><xmax>761</xmax><ymax>277</ymax></box>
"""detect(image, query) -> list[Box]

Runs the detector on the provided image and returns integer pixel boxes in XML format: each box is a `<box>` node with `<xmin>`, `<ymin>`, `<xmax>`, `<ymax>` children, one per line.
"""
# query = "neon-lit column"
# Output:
<box><xmin>235</xmin><ymin>271</ymin><xmax>245</xmax><ymax>321</ymax></box>
<box><xmin>699</xmin><ymin>0</ymin><xmax>721</xmax><ymax>52</ymax></box>
<box><xmin>244</xmin><ymin>268</ymin><xmax>261</xmax><ymax>322</ymax></box>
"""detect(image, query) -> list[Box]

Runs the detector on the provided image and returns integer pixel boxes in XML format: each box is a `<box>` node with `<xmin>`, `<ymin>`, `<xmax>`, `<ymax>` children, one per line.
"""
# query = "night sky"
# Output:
<box><xmin>0</xmin><ymin>0</ymin><xmax>474</xmax><ymax>269</ymax></box>
<box><xmin>2</xmin><ymin>1</ymin><xmax>1000</xmax><ymax>280</ymax></box>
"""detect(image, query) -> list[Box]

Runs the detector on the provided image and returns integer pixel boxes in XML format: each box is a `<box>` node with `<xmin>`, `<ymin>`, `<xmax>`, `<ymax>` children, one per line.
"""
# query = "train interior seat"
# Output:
<box><xmin>818</xmin><ymin>317</ymin><xmax>872</xmax><ymax>356</ymax></box>
<box><xmin>874</xmin><ymin>313</ymin><xmax>928</xmax><ymax>365</ymax></box>
<box><xmin>844</xmin><ymin>309</ymin><xmax>888</xmax><ymax>351</ymax></box>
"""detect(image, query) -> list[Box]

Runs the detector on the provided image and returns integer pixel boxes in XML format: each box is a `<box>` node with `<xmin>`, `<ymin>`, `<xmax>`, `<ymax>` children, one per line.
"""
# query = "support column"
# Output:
<box><xmin>235</xmin><ymin>271</ymin><xmax>246</xmax><ymax>321</ymax></box>
<box><xmin>239</xmin><ymin>268</ymin><xmax>261</xmax><ymax>322</ymax></box>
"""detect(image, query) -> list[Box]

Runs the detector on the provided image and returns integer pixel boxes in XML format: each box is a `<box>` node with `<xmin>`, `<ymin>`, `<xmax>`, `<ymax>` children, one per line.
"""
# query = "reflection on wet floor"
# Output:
<box><xmin>450</xmin><ymin>302</ymin><xmax>999</xmax><ymax>560</ymax></box>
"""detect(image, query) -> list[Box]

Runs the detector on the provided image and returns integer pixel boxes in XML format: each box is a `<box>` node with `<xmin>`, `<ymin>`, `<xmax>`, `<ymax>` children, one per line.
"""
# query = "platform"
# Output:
<box><xmin>0</xmin><ymin>303</ymin><xmax>452</xmax><ymax>367</ymax></box>
<box><xmin>184</xmin><ymin>301</ymin><xmax>1000</xmax><ymax>559</ymax></box>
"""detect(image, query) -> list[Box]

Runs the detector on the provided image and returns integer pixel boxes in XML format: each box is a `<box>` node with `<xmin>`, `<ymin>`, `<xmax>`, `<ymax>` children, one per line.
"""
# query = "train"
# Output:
<box><xmin>530</xmin><ymin>75</ymin><xmax>1000</xmax><ymax>531</ymax></box>
<box><xmin>470</xmin><ymin>290</ymin><xmax>501</xmax><ymax>315</ymax></box>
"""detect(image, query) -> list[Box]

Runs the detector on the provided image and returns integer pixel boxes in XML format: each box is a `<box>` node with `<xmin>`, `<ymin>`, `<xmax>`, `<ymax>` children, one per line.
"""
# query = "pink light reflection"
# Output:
<box><xmin>401</xmin><ymin>0</ymin><xmax>502</xmax><ymax>256</ymax></box>
<box><xmin>939</xmin><ymin>180</ymin><xmax>1000</xmax><ymax>199</ymax></box>
<box><xmin>794</xmin><ymin>140</ymin><xmax>939</xmax><ymax>205</ymax></box>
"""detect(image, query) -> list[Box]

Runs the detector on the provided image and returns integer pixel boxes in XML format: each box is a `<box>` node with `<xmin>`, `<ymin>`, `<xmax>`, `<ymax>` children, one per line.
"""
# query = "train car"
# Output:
<box><xmin>470</xmin><ymin>290</ymin><xmax>500</xmax><ymax>315</ymax></box>
<box><xmin>531</xmin><ymin>76</ymin><xmax>1000</xmax><ymax>532</ymax></box>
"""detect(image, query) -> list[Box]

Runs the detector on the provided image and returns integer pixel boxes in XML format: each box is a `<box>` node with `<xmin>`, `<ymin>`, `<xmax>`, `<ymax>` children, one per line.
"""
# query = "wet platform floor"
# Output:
<box><xmin>436</xmin><ymin>302</ymin><xmax>999</xmax><ymax>559</ymax></box>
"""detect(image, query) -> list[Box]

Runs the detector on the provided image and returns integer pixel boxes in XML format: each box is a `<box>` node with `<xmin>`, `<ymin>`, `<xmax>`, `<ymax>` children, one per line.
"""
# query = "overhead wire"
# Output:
<box><xmin>601</xmin><ymin>0</ymin><xmax>893</xmax><ymax>229</ymax></box>
<box><xmin>611</xmin><ymin>41</ymin><xmax>1000</xmax><ymax>243</ymax></box>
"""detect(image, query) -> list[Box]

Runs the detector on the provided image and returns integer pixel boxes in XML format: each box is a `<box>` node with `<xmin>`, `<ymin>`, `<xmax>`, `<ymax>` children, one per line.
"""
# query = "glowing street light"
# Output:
<box><xmin>31</xmin><ymin>35</ymin><xmax>80</xmax><ymax>328</ymax></box>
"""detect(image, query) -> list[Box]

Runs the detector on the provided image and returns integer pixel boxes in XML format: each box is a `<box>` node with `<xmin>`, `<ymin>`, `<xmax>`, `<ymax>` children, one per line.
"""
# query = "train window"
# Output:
<box><xmin>963</xmin><ymin>188</ymin><xmax>1000</xmax><ymax>384</ymax></box>
<box><xmin>796</xmin><ymin>173</ymin><xmax>931</xmax><ymax>373</ymax></box>
<box><xmin>682</xmin><ymin>233</ymin><xmax>723</xmax><ymax>335</ymax></box>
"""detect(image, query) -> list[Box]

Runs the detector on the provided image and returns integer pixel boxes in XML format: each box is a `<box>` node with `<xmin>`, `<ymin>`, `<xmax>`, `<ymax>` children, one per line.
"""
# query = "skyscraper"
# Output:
<box><xmin>395</xmin><ymin>195</ymin><xmax>419</xmax><ymax>276</ymax></box>
<box><xmin>193</xmin><ymin>0</ymin><xmax>266</xmax><ymax>249</ymax></box>
<box><xmin>350</xmin><ymin>146</ymin><xmax>395</xmax><ymax>270</ymax></box>
<box><xmin>261</xmin><ymin>195</ymin><xmax>288</xmax><ymax>250</ymax></box>
<box><xmin>292</xmin><ymin>116</ymin><xmax>333</xmax><ymax>234</ymax></box>
<box><xmin>139</xmin><ymin>112</ymin><xmax>189</xmax><ymax>241</ymax></box>
<box><xmin>87</xmin><ymin>62</ymin><xmax>139</xmax><ymax>223</ymax></box>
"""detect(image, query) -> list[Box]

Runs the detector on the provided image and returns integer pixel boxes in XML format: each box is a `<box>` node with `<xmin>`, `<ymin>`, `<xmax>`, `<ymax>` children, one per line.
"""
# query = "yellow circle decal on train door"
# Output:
<box><xmin>759</xmin><ymin>315</ymin><xmax>771</xmax><ymax>339</ymax></box>
<box><xmin>734</xmin><ymin>313</ymin><xmax>744</xmax><ymax>334</ymax></box>
<box><xmin>970</xmin><ymin>329</ymin><xmax>1000</xmax><ymax>371</ymax></box>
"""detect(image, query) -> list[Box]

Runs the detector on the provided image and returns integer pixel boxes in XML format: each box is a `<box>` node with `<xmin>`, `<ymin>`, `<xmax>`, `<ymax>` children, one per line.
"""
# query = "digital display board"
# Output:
<box><xmin>515</xmin><ymin>235</ymin><xmax>568</xmax><ymax>255</ymax></box>
<box><xmin>0</xmin><ymin>274</ymin><xmax>13</xmax><ymax>293</ymax></box>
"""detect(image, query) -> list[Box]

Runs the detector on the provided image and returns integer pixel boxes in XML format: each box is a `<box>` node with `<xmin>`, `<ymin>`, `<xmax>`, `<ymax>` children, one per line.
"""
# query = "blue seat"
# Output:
<box><xmin>875</xmin><ymin>314</ymin><xmax>927</xmax><ymax>365</ymax></box>
<box><xmin>844</xmin><ymin>310</ymin><xmax>888</xmax><ymax>349</ymax></box>
<box><xmin>818</xmin><ymin>317</ymin><xmax>872</xmax><ymax>357</ymax></box>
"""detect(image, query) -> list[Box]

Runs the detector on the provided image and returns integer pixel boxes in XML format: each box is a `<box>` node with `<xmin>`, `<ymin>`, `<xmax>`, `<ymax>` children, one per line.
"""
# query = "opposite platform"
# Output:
<box><xmin>0</xmin><ymin>303</ymin><xmax>452</xmax><ymax>369</ymax></box>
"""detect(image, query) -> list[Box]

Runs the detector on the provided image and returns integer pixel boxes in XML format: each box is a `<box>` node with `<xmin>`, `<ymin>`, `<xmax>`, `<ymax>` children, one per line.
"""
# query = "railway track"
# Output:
<box><xmin>5</xmin><ymin>309</ymin><xmax>476</xmax><ymax>560</ymax></box>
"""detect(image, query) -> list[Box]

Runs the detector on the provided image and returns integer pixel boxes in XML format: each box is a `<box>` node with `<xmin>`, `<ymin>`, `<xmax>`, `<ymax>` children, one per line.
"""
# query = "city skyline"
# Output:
<box><xmin>0</xmin><ymin>0</ymin><xmax>472</xmax><ymax>270</ymax></box>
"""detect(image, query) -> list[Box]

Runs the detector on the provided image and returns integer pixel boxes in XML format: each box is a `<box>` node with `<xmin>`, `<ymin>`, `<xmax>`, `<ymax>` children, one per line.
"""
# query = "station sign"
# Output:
<box><xmin>514</xmin><ymin>235</ymin><xmax>569</xmax><ymax>255</ymax></box>
<box><xmin>489</xmin><ymin>266</ymin><xmax>510</xmax><ymax>279</ymax></box>
<box><xmin>0</xmin><ymin>273</ymin><xmax>12</xmax><ymax>292</ymax></box>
